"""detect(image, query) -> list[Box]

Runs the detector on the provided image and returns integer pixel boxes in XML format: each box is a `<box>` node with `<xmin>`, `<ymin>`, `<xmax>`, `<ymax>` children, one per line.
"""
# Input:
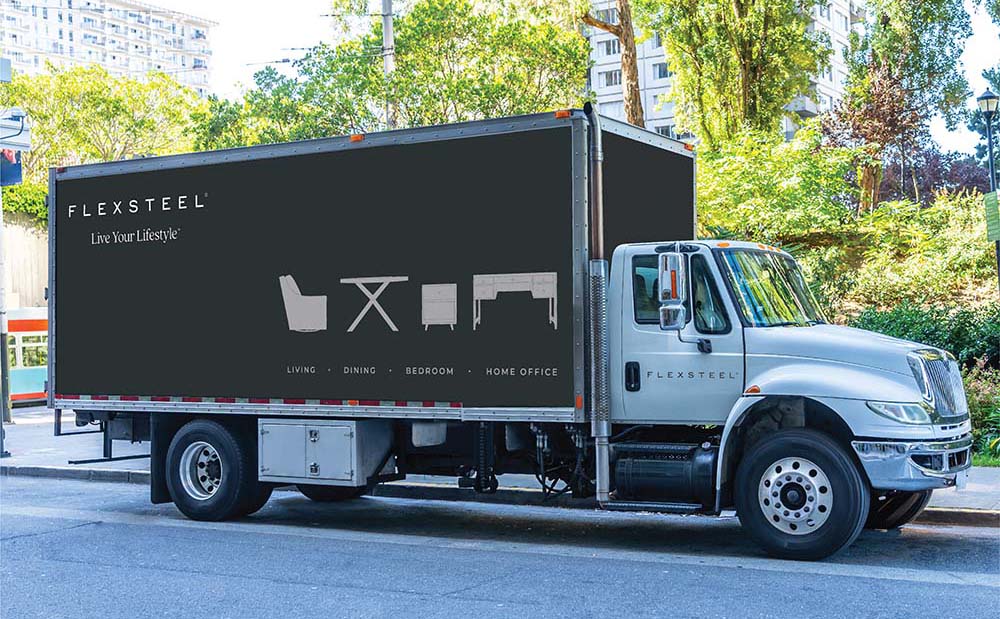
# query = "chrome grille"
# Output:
<box><xmin>925</xmin><ymin>357</ymin><xmax>968</xmax><ymax>418</ymax></box>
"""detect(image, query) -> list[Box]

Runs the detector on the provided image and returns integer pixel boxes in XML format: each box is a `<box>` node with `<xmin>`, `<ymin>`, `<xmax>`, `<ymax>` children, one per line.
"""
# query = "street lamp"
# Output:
<box><xmin>978</xmin><ymin>89</ymin><xmax>1000</xmax><ymax>294</ymax></box>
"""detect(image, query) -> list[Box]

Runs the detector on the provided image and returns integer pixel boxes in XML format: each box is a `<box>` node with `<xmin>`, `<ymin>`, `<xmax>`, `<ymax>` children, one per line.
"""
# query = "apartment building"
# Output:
<box><xmin>588</xmin><ymin>1</ymin><xmax>865</xmax><ymax>139</ymax></box>
<box><xmin>1</xmin><ymin>0</ymin><xmax>215</xmax><ymax>96</ymax></box>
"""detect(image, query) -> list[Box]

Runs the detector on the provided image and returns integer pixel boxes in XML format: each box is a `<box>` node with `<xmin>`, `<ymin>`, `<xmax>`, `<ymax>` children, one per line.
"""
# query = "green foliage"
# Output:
<box><xmin>960</xmin><ymin>368</ymin><xmax>1000</xmax><ymax>457</ymax></box>
<box><xmin>696</xmin><ymin>123</ymin><xmax>995</xmax><ymax>313</ymax></box>
<box><xmin>0</xmin><ymin>65</ymin><xmax>203</xmax><ymax>182</ymax></box>
<box><xmin>190</xmin><ymin>96</ymin><xmax>255</xmax><ymax>151</ymax></box>
<box><xmin>192</xmin><ymin>0</ymin><xmax>590</xmax><ymax>148</ymax></box>
<box><xmin>846</xmin><ymin>192</ymin><xmax>997</xmax><ymax>308</ymax></box>
<box><xmin>1</xmin><ymin>182</ymin><xmax>48</xmax><ymax>225</ymax></box>
<box><xmin>846</xmin><ymin>1</ymin><xmax>971</xmax><ymax>130</ymax></box>
<box><xmin>848</xmin><ymin>303</ymin><xmax>1000</xmax><ymax>367</ymax></box>
<box><xmin>696</xmin><ymin>121</ymin><xmax>856</xmax><ymax>241</ymax></box>
<box><xmin>634</xmin><ymin>0</ymin><xmax>830</xmax><ymax>148</ymax></box>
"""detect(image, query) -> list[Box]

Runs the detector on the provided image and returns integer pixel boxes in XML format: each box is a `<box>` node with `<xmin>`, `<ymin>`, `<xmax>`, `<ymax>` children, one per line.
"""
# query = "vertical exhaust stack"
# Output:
<box><xmin>584</xmin><ymin>102</ymin><xmax>611</xmax><ymax>505</ymax></box>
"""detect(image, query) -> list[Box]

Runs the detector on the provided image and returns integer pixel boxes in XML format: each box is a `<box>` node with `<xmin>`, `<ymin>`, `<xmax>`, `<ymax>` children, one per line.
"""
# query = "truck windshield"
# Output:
<box><xmin>717</xmin><ymin>249</ymin><xmax>827</xmax><ymax>327</ymax></box>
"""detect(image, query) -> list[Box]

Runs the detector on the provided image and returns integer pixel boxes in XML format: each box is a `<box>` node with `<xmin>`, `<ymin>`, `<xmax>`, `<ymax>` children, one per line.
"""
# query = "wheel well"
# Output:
<box><xmin>720</xmin><ymin>396</ymin><xmax>860</xmax><ymax>507</ymax></box>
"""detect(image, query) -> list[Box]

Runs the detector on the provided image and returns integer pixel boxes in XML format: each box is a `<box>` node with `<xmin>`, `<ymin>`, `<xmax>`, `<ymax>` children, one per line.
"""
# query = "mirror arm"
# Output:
<box><xmin>677</xmin><ymin>332</ymin><xmax>712</xmax><ymax>354</ymax></box>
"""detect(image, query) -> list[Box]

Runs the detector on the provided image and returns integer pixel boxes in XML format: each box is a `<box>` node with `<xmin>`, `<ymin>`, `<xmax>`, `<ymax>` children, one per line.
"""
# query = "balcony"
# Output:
<box><xmin>850</xmin><ymin>2</ymin><xmax>866</xmax><ymax>24</ymax></box>
<box><xmin>788</xmin><ymin>95</ymin><xmax>819</xmax><ymax>118</ymax></box>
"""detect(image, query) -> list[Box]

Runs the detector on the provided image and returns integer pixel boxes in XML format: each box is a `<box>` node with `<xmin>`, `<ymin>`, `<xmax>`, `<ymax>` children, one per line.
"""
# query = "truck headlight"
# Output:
<box><xmin>866</xmin><ymin>401</ymin><xmax>933</xmax><ymax>425</ymax></box>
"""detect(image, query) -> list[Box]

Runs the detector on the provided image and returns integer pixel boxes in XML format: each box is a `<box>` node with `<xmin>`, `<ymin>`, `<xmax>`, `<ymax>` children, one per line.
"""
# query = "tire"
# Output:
<box><xmin>296</xmin><ymin>484</ymin><xmax>367</xmax><ymax>502</ymax></box>
<box><xmin>244</xmin><ymin>484</ymin><xmax>275</xmax><ymax>516</ymax></box>
<box><xmin>735</xmin><ymin>429</ymin><xmax>869</xmax><ymax>561</ymax></box>
<box><xmin>166</xmin><ymin>419</ymin><xmax>264</xmax><ymax>521</ymax></box>
<box><xmin>866</xmin><ymin>490</ymin><xmax>932</xmax><ymax>530</ymax></box>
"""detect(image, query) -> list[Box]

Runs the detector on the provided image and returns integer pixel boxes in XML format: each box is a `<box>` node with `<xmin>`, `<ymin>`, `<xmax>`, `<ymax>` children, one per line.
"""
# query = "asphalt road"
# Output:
<box><xmin>1</xmin><ymin>477</ymin><xmax>997</xmax><ymax>619</ymax></box>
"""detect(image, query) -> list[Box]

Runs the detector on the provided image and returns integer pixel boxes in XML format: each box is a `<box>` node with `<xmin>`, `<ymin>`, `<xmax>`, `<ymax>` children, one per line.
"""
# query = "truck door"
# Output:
<box><xmin>620</xmin><ymin>248</ymin><xmax>744</xmax><ymax>424</ymax></box>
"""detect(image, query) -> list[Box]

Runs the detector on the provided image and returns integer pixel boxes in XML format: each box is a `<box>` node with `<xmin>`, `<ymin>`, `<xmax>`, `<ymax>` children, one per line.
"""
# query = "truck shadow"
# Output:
<box><xmin>250</xmin><ymin>492</ymin><xmax>996</xmax><ymax>571</ymax></box>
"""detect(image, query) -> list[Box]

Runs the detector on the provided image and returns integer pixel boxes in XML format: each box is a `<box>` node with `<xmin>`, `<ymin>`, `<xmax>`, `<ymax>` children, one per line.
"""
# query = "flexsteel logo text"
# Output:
<box><xmin>67</xmin><ymin>192</ymin><xmax>207</xmax><ymax>218</ymax></box>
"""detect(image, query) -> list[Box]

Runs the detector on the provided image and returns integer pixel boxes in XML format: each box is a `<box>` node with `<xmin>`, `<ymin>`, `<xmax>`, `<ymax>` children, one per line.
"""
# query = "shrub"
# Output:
<box><xmin>847</xmin><ymin>192</ymin><xmax>997</xmax><ymax>308</ymax></box>
<box><xmin>848</xmin><ymin>302</ymin><xmax>1000</xmax><ymax>367</ymax></box>
<box><xmin>964</xmin><ymin>368</ymin><xmax>1000</xmax><ymax>456</ymax></box>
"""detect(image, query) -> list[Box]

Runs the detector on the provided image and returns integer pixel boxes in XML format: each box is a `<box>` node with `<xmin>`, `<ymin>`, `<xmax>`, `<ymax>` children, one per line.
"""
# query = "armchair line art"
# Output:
<box><xmin>279</xmin><ymin>275</ymin><xmax>328</xmax><ymax>332</ymax></box>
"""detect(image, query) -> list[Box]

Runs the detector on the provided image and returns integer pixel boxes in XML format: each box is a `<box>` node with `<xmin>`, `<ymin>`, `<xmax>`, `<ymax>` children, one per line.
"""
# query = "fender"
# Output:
<box><xmin>713</xmin><ymin>361</ymin><xmax>922</xmax><ymax>512</ymax></box>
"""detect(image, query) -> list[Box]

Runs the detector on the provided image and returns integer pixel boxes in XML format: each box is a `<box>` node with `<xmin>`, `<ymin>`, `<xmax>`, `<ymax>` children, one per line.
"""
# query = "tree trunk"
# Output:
<box><xmin>616</xmin><ymin>0</ymin><xmax>644</xmax><ymax>128</ymax></box>
<box><xmin>859</xmin><ymin>161</ymin><xmax>883</xmax><ymax>213</ymax></box>
<box><xmin>581</xmin><ymin>0</ymin><xmax>645</xmax><ymax>128</ymax></box>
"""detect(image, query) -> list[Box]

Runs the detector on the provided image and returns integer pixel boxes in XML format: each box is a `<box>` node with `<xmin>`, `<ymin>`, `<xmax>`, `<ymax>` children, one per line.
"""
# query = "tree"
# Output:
<box><xmin>696</xmin><ymin>120</ymin><xmax>856</xmax><ymax>243</ymax></box>
<box><xmin>194</xmin><ymin>0</ymin><xmax>589</xmax><ymax>148</ymax></box>
<box><xmin>580</xmin><ymin>1</ymin><xmax>645</xmax><ymax>127</ymax></box>
<box><xmin>967</xmin><ymin>68</ymin><xmax>1000</xmax><ymax>171</ymax></box>
<box><xmin>191</xmin><ymin>96</ymin><xmax>255</xmax><ymax>151</ymax></box>
<box><xmin>634</xmin><ymin>0</ymin><xmax>830</xmax><ymax>149</ymax></box>
<box><xmin>0</xmin><ymin>65</ymin><xmax>202</xmax><ymax>182</ymax></box>
<box><xmin>828</xmin><ymin>0</ymin><xmax>971</xmax><ymax>210</ymax></box>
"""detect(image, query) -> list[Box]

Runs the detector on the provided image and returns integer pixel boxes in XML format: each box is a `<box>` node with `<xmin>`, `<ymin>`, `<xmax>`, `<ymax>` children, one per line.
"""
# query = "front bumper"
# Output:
<box><xmin>852</xmin><ymin>434</ymin><xmax>973</xmax><ymax>491</ymax></box>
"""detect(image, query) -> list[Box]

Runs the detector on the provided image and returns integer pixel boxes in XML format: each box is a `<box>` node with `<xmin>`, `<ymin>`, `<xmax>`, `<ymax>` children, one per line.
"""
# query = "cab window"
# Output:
<box><xmin>690</xmin><ymin>255</ymin><xmax>730</xmax><ymax>334</ymax></box>
<box><xmin>631</xmin><ymin>255</ymin><xmax>660</xmax><ymax>323</ymax></box>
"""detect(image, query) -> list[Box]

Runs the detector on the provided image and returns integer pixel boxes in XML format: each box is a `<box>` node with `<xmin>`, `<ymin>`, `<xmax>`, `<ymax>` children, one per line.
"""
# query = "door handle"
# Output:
<box><xmin>625</xmin><ymin>361</ymin><xmax>640</xmax><ymax>392</ymax></box>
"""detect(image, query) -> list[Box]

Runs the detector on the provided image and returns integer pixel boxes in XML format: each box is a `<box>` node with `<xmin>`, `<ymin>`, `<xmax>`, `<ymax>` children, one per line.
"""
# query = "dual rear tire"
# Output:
<box><xmin>166</xmin><ymin>420</ymin><xmax>273</xmax><ymax>521</ymax></box>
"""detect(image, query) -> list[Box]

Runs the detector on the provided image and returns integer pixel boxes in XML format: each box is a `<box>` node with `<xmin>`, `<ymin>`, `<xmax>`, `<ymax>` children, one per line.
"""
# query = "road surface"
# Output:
<box><xmin>1</xmin><ymin>477</ymin><xmax>997</xmax><ymax>618</ymax></box>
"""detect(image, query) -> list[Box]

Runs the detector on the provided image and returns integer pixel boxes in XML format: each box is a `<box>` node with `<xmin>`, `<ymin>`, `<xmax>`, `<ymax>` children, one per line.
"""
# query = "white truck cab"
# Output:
<box><xmin>605</xmin><ymin>240</ymin><xmax>971</xmax><ymax>557</ymax></box>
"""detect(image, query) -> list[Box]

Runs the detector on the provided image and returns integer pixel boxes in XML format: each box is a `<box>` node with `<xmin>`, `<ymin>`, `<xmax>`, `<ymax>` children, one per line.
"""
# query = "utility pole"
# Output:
<box><xmin>381</xmin><ymin>0</ymin><xmax>396</xmax><ymax>129</ymax></box>
<box><xmin>1</xmin><ymin>159</ymin><xmax>10</xmax><ymax>457</ymax></box>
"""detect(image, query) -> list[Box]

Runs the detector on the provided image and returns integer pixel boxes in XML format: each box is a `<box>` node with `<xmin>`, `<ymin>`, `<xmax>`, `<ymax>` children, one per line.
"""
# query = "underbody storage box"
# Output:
<box><xmin>257</xmin><ymin>418</ymin><xmax>392</xmax><ymax>486</ymax></box>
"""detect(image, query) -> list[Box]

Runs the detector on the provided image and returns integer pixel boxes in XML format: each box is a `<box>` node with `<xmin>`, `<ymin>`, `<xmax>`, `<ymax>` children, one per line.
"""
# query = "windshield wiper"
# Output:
<box><xmin>804</xmin><ymin>319</ymin><xmax>826</xmax><ymax>325</ymax></box>
<box><xmin>763</xmin><ymin>321</ymin><xmax>805</xmax><ymax>327</ymax></box>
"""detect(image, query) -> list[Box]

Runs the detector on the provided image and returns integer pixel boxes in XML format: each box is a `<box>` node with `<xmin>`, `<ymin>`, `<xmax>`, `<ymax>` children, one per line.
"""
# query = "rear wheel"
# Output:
<box><xmin>866</xmin><ymin>490</ymin><xmax>932</xmax><ymax>530</ymax></box>
<box><xmin>297</xmin><ymin>484</ymin><xmax>367</xmax><ymax>502</ymax></box>
<box><xmin>166</xmin><ymin>419</ymin><xmax>268</xmax><ymax>521</ymax></box>
<box><xmin>735</xmin><ymin>429</ymin><xmax>869</xmax><ymax>561</ymax></box>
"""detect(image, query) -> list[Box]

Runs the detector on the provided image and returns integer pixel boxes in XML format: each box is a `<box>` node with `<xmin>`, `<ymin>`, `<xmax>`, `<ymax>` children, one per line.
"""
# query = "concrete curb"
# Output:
<box><xmin>1</xmin><ymin>464</ymin><xmax>150</xmax><ymax>485</ymax></box>
<box><xmin>915</xmin><ymin>507</ymin><xmax>1000</xmax><ymax>528</ymax></box>
<box><xmin>3</xmin><ymin>464</ymin><xmax>997</xmax><ymax>527</ymax></box>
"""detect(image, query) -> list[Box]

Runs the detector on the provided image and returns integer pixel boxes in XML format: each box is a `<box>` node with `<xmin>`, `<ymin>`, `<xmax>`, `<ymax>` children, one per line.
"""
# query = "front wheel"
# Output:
<box><xmin>866</xmin><ymin>490</ymin><xmax>932</xmax><ymax>530</ymax></box>
<box><xmin>735</xmin><ymin>429</ymin><xmax>869</xmax><ymax>561</ymax></box>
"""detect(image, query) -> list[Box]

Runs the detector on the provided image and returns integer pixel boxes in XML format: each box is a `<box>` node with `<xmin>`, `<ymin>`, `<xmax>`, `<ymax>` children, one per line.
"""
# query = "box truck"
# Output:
<box><xmin>48</xmin><ymin>107</ymin><xmax>972</xmax><ymax>560</ymax></box>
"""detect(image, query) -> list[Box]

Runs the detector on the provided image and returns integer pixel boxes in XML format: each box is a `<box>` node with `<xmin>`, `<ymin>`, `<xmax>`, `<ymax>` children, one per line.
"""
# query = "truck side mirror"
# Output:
<box><xmin>658</xmin><ymin>252</ymin><xmax>687</xmax><ymax>331</ymax></box>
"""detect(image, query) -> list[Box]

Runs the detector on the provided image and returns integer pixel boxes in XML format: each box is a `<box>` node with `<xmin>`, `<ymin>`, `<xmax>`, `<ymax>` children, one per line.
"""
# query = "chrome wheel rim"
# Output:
<box><xmin>179</xmin><ymin>441</ymin><xmax>223</xmax><ymax>501</ymax></box>
<box><xmin>758</xmin><ymin>457</ymin><xmax>832</xmax><ymax>535</ymax></box>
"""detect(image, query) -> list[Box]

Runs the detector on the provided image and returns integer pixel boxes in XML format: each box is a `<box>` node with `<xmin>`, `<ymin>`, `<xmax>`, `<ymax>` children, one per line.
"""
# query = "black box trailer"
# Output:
<box><xmin>49</xmin><ymin>110</ymin><xmax>694</xmax><ymax>420</ymax></box>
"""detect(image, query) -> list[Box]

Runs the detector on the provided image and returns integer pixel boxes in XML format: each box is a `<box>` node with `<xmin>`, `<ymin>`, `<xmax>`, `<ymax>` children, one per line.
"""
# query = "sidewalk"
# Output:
<box><xmin>2</xmin><ymin>406</ymin><xmax>997</xmax><ymax>525</ymax></box>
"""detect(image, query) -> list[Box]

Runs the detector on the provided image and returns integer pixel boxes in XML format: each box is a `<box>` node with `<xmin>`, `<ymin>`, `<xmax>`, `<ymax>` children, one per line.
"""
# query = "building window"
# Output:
<box><xmin>649</xmin><ymin>33</ymin><xmax>662</xmax><ymax>48</ymax></box>
<box><xmin>818</xmin><ymin>3</ymin><xmax>830</xmax><ymax>19</ymax></box>
<box><xmin>601</xmin><ymin>39</ymin><xmax>620</xmax><ymax>56</ymax></box>
<box><xmin>655</xmin><ymin>125</ymin><xmax>675</xmax><ymax>138</ymax></box>
<box><xmin>837</xmin><ymin>12</ymin><xmax>848</xmax><ymax>31</ymax></box>
<box><xmin>601</xmin><ymin>70</ymin><xmax>621</xmax><ymax>87</ymax></box>
<box><xmin>653</xmin><ymin>63</ymin><xmax>672</xmax><ymax>79</ymax></box>
<box><xmin>599</xmin><ymin>100</ymin><xmax>624</xmax><ymax>118</ymax></box>
<box><xmin>595</xmin><ymin>8</ymin><xmax>618</xmax><ymax>25</ymax></box>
